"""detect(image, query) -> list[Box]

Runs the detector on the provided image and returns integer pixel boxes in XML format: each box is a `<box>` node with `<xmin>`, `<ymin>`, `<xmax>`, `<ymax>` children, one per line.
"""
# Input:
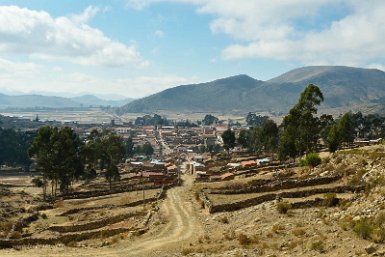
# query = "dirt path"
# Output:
<box><xmin>0</xmin><ymin>174</ymin><xmax>202</xmax><ymax>257</ymax></box>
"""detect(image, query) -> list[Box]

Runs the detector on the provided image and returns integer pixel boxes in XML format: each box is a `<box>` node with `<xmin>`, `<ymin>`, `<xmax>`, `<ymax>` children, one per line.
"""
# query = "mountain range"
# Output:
<box><xmin>0</xmin><ymin>94</ymin><xmax>132</xmax><ymax>109</ymax></box>
<box><xmin>117</xmin><ymin>66</ymin><xmax>385</xmax><ymax>115</ymax></box>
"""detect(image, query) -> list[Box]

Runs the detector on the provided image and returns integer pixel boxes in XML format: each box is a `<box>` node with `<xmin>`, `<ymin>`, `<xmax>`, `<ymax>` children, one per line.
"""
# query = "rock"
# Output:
<box><xmin>365</xmin><ymin>243</ymin><xmax>377</xmax><ymax>254</ymax></box>
<box><xmin>353</xmin><ymin>215</ymin><xmax>361</xmax><ymax>222</ymax></box>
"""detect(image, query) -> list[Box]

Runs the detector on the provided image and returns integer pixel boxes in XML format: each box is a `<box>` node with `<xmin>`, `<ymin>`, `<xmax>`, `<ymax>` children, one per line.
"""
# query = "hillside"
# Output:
<box><xmin>0</xmin><ymin>94</ymin><xmax>132</xmax><ymax>109</ymax></box>
<box><xmin>118</xmin><ymin>66</ymin><xmax>385</xmax><ymax>114</ymax></box>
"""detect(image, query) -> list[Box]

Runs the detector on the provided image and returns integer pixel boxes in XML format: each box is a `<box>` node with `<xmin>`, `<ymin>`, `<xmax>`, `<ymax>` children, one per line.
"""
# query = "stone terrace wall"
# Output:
<box><xmin>0</xmin><ymin>227</ymin><xmax>130</xmax><ymax>249</ymax></box>
<box><xmin>60</xmin><ymin>184</ymin><xmax>172</xmax><ymax>216</ymax></box>
<box><xmin>50</xmin><ymin>212</ymin><xmax>143</xmax><ymax>233</ymax></box>
<box><xmin>208</xmin><ymin>185</ymin><xmax>362</xmax><ymax>213</ymax></box>
<box><xmin>209</xmin><ymin>176</ymin><xmax>342</xmax><ymax>195</ymax></box>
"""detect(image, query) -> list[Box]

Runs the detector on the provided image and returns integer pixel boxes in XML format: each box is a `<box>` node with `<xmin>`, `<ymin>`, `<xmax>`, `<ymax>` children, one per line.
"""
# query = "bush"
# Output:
<box><xmin>219</xmin><ymin>216</ymin><xmax>229</xmax><ymax>224</ymax></box>
<box><xmin>237</xmin><ymin>233</ymin><xmax>252</xmax><ymax>245</ymax></box>
<box><xmin>41</xmin><ymin>213</ymin><xmax>48</xmax><ymax>219</ymax></box>
<box><xmin>0</xmin><ymin>221</ymin><xmax>13</xmax><ymax>236</ymax></box>
<box><xmin>277</xmin><ymin>202</ymin><xmax>292</xmax><ymax>214</ymax></box>
<box><xmin>10</xmin><ymin>231</ymin><xmax>22</xmax><ymax>239</ymax></box>
<box><xmin>323</xmin><ymin>193</ymin><xmax>339</xmax><ymax>207</ymax></box>
<box><xmin>300</xmin><ymin>153</ymin><xmax>321</xmax><ymax>168</ymax></box>
<box><xmin>353</xmin><ymin>219</ymin><xmax>373</xmax><ymax>239</ymax></box>
<box><xmin>310</xmin><ymin>240</ymin><xmax>325</xmax><ymax>252</ymax></box>
<box><xmin>31</xmin><ymin>177</ymin><xmax>43</xmax><ymax>187</ymax></box>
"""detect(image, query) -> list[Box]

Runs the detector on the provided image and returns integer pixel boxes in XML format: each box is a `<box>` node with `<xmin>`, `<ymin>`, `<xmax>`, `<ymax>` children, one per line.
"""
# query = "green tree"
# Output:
<box><xmin>319</xmin><ymin>114</ymin><xmax>334</xmax><ymax>143</ymax></box>
<box><xmin>203</xmin><ymin>114</ymin><xmax>219</xmax><ymax>126</ymax></box>
<box><xmin>125</xmin><ymin>137</ymin><xmax>134</xmax><ymax>158</ymax></box>
<box><xmin>141</xmin><ymin>142</ymin><xmax>154</xmax><ymax>157</ymax></box>
<box><xmin>84</xmin><ymin>130</ymin><xmax>125</xmax><ymax>190</ymax></box>
<box><xmin>327</xmin><ymin>112</ymin><xmax>354</xmax><ymax>152</ymax></box>
<box><xmin>222</xmin><ymin>129</ymin><xmax>236</xmax><ymax>153</ymax></box>
<box><xmin>29</xmin><ymin>127</ymin><xmax>84</xmax><ymax>199</ymax></box>
<box><xmin>54</xmin><ymin>127</ymin><xmax>84</xmax><ymax>194</ymax></box>
<box><xmin>28</xmin><ymin>126</ymin><xmax>55</xmax><ymax>200</ymax></box>
<box><xmin>261</xmin><ymin>119</ymin><xmax>279</xmax><ymax>157</ymax></box>
<box><xmin>237</xmin><ymin>129</ymin><xmax>249</xmax><ymax>149</ymax></box>
<box><xmin>338</xmin><ymin>113</ymin><xmax>354</xmax><ymax>144</ymax></box>
<box><xmin>279</xmin><ymin>84</ymin><xmax>324</xmax><ymax>161</ymax></box>
<box><xmin>246</xmin><ymin>113</ymin><xmax>268</xmax><ymax>127</ymax></box>
<box><xmin>327</xmin><ymin>123</ymin><xmax>340</xmax><ymax>152</ymax></box>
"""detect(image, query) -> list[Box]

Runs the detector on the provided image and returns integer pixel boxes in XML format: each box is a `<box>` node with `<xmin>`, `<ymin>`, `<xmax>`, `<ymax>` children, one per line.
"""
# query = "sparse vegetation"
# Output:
<box><xmin>323</xmin><ymin>193</ymin><xmax>339</xmax><ymax>207</ymax></box>
<box><xmin>300</xmin><ymin>153</ymin><xmax>322</xmax><ymax>168</ymax></box>
<box><xmin>276</xmin><ymin>202</ymin><xmax>292</xmax><ymax>214</ymax></box>
<box><xmin>353</xmin><ymin>218</ymin><xmax>373</xmax><ymax>240</ymax></box>
<box><xmin>310</xmin><ymin>239</ymin><xmax>325</xmax><ymax>253</ymax></box>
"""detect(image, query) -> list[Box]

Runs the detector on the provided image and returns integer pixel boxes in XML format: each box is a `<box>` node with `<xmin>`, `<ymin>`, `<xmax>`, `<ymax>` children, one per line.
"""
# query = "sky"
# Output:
<box><xmin>0</xmin><ymin>0</ymin><xmax>385</xmax><ymax>99</ymax></box>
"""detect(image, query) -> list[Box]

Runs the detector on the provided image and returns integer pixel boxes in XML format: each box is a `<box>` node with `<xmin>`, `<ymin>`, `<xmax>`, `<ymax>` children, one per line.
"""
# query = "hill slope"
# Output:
<box><xmin>118</xmin><ymin>66</ymin><xmax>385</xmax><ymax>114</ymax></box>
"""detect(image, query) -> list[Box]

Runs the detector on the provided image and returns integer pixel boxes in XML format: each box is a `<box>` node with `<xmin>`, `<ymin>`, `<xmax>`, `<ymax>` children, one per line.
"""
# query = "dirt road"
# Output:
<box><xmin>0</xmin><ymin>174</ymin><xmax>202</xmax><ymax>257</ymax></box>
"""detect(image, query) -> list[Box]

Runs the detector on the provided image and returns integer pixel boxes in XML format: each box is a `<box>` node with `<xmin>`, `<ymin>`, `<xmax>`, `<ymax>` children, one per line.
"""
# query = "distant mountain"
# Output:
<box><xmin>70</xmin><ymin>95</ymin><xmax>133</xmax><ymax>107</ymax></box>
<box><xmin>0</xmin><ymin>94</ymin><xmax>133</xmax><ymax>109</ymax></box>
<box><xmin>117</xmin><ymin>66</ymin><xmax>385</xmax><ymax>114</ymax></box>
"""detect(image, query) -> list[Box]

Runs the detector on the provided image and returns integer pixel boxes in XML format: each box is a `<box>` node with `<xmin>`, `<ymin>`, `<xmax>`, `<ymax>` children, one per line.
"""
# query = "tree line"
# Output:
<box><xmin>0</xmin><ymin>126</ymin><xmax>35</xmax><ymax>169</ymax></box>
<box><xmin>28</xmin><ymin>127</ymin><xmax>128</xmax><ymax>200</ymax></box>
<box><xmin>221</xmin><ymin>84</ymin><xmax>385</xmax><ymax>161</ymax></box>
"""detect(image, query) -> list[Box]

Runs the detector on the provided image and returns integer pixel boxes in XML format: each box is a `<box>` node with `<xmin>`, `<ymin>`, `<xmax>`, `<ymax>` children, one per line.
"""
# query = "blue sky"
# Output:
<box><xmin>0</xmin><ymin>1</ymin><xmax>384</xmax><ymax>99</ymax></box>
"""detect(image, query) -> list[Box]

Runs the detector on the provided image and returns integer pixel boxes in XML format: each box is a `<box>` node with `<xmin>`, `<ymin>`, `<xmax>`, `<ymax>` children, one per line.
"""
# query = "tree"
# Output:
<box><xmin>105</xmin><ymin>164</ymin><xmax>120</xmax><ymax>190</ymax></box>
<box><xmin>142</xmin><ymin>142</ymin><xmax>154</xmax><ymax>157</ymax></box>
<box><xmin>338</xmin><ymin>113</ymin><xmax>354</xmax><ymax>144</ymax></box>
<box><xmin>319</xmin><ymin>114</ymin><xmax>334</xmax><ymax>143</ymax></box>
<box><xmin>327</xmin><ymin>112</ymin><xmax>354</xmax><ymax>152</ymax></box>
<box><xmin>203</xmin><ymin>114</ymin><xmax>218</xmax><ymax>126</ymax></box>
<box><xmin>249</xmin><ymin>126</ymin><xmax>263</xmax><ymax>154</ymax></box>
<box><xmin>29</xmin><ymin>127</ymin><xmax>84</xmax><ymax>199</ymax></box>
<box><xmin>279</xmin><ymin>84</ymin><xmax>324</xmax><ymax>161</ymax></box>
<box><xmin>246</xmin><ymin>113</ymin><xmax>268</xmax><ymax>127</ymax></box>
<box><xmin>125</xmin><ymin>137</ymin><xmax>134</xmax><ymax>158</ymax></box>
<box><xmin>327</xmin><ymin>123</ymin><xmax>340</xmax><ymax>152</ymax></box>
<box><xmin>28</xmin><ymin>126</ymin><xmax>55</xmax><ymax>200</ymax></box>
<box><xmin>54</xmin><ymin>127</ymin><xmax>84</xmax><ymax>194</ymax></box>
<box><xmin>237</xmin><ymin>129</ymin><xmax>249</xmax><ymax>149</ymax></box>
<box><xmin>84</xmin><ymin>130</ymin><xmax>125</xmax><ymax>190</ymax></box>
<box><xmin>222</xmin><ymin>129</ymin><xmax>236</xmax><ymax>153</ymax></box>
<box><xmin>261</xmin><ymin>119</ymin><xmax>279</xmax><ymax>158</ymax></box>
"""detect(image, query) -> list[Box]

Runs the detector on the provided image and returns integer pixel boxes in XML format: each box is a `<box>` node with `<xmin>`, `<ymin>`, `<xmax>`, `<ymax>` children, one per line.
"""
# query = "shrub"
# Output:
<box><xmin>371</xmin><ymin>227</ymin><xmax>385</xmax><ymax>243</ymax></box>
<box><xmin>65</xmin><ymin>241</ymin><xmax>77</xmax><ymax>247</ymax></box>
<box><xmin>10</xmin><ymin>231</ymin><xmax>22</xmax><ymax>239</ymax></box>
<box><xmin>353</xmin><ymin>219</ymin><xmax>373</xmax><ymax>239</ymax></box>
<box><xmin>310</xmin><ymin>240</ymin><xmax>325</xmax><ymax>253</ymax></box>
<box><xmin>0</xmin><ymin>221</ymin><xmax>13</xmax><ymax>236</ymax></box>
<box><xmin>181</xmin><ymin>248</ymin><xmax>194</xmax><ymax>255</ymax></box>
<box><xmin>41</xmin><ymin>213</ymin><xmax>48</xmax><ymax>219</ymax></box>
<box><xmin>237</xmin><ymin>233</ymin><xmax>251</xmax><ymax>245</ymax></box>
<box><xmin>292</xmin><ymin>228</ymin><xmax>306</xmax><ymax>237</ymax></box>
<box><xmin>277</xmin><ymin>202</ymin><xmax>292</xmax><ymax>214</ymax></box>
<box><xmin>375</xmin><ymin>211</ymin><xmax>385</xmax><ymax>226</ymax></box>
<box><xmin>300</xmin><ymin>153</ymin><xmax>321</xmax><ymax>168</ymax></box>
<box><xmin>31</xmin><ymin>177</ymin><xmax>43</xmax><ymax>187</ymax></box>
<box><xmin>219</xmin><ymin>216</ymin><xmax>229</xmax><ymax>224</ymax></box>
<box><xmin>323</xmin><ymin>193</ymin><xmax>339</xmax><ymax>207</ymax></box>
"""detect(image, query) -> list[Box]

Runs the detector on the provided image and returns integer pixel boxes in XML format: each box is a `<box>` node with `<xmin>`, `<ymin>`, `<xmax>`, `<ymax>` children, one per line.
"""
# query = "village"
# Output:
<box><xmin>1</xmin><ymin>109</ymin><xmax>385</xmax><ymax>256</ymax></box>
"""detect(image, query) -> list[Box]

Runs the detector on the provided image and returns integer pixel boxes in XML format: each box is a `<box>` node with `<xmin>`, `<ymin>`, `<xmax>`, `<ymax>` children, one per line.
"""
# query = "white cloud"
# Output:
<box><xmin>0</xmin><ymin>60</ymin><xmax>196</xmax><ymax>98</ymax></box>
<box><xmin>154</xmin><ymin>30</ymin><xmax>165</xmax><ymax>38</ymax></box>
<box><xmin>0</xmin><ymin>5</ymin><xmax>146</xmax><ymax>67</ymax></box>
<box><xmin>128</xmin><ymin>0</ymin><xmax>385</xmax><ymax>67</ymax></box>
<box><xmin>0</xmin><ymin>58</ymin><xmax>39</xmax><ymax>76</ymax></box>
<box><xmin>116</xmin><ymin>75</ymin><xmax>197</xmax><ymax>97</ymax></box>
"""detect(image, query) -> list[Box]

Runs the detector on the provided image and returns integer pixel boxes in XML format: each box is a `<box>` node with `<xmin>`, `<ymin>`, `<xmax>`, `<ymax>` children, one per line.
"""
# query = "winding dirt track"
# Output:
<box><xmin>0</xmin><ymin>175</ymin><xmax>202</xmax><ymax>257</ymax></box>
